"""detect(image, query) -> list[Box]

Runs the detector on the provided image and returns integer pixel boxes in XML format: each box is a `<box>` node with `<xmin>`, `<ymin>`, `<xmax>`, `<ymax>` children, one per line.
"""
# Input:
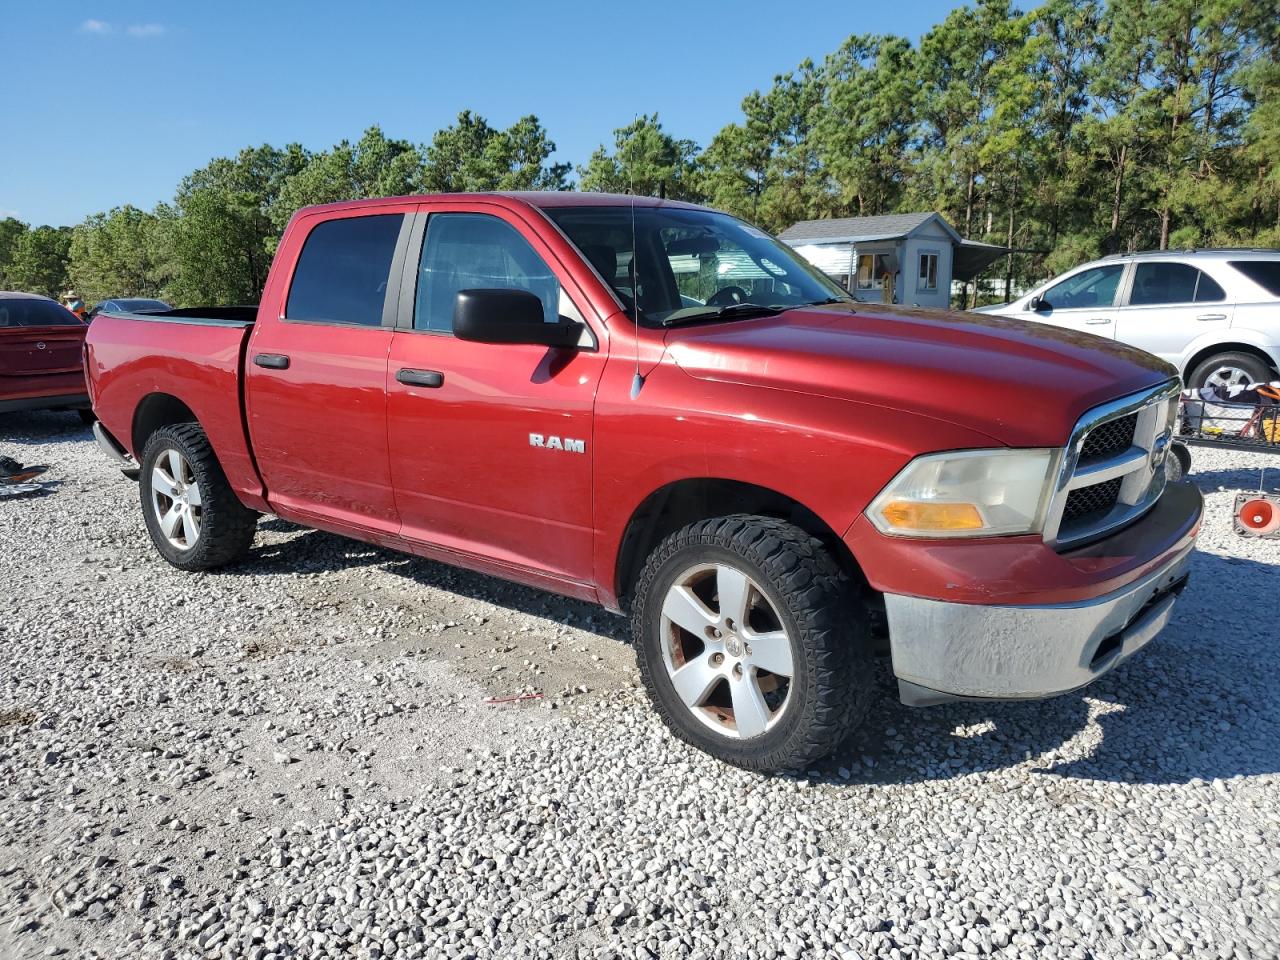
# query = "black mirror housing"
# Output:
<box><xmin>453</xmin><ymin>289</ymin><xmax>582</xmax><ymax>348</ymax></box>
<box><xmin>1028</xmin><ymin>295</ymin><xmax>1046</xmax><ymax>312</ymax></box>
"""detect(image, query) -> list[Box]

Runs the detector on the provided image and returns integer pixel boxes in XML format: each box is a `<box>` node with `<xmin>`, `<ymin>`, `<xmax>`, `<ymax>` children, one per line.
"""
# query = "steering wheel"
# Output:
<box><xmin>706</xmin><ymin>286</ymin><xmax>749</xmax><ymax>307</ymax></box>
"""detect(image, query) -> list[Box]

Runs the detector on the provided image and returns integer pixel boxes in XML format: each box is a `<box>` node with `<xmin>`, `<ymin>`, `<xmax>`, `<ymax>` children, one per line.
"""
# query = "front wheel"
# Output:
<box><xmin>632</xmin><ymin>515</ymin><xmax>873</xmax><ymax>771</ymax></box>
<box><xmin>139</xmin><ymin>423</ymin><xmax>257</xmax><ymax>570</ymax></box>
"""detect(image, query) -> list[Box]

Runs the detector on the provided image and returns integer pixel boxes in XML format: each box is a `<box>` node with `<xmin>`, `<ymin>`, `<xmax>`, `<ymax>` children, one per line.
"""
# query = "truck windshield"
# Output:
<box><xmin>544</xmin><ymin>205</ymin><xmax>850</xmax><ymax>326</ymax></box>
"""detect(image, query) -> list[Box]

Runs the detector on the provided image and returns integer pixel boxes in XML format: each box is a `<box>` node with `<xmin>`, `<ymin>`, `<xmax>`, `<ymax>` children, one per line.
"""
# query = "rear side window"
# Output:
<box><xmin>286</xmin><ymin>214</ymin><xmax>404</xmax><ymax>326</ymax></box>
<box><xmin>0</xmin><ymin>299</ymin><xmax>82</xmax><ymax>327</ymax></box>
<box><xmin>1230</xmin><ymin>260</ymin><xmax>1280</xmax><ymax>297</ymax></box>
<box><xmin>414</xmin><ymin>213</ymin><xmax>560</xmax><ymax>333</ymax></box>
<box><xmin>1129</xmin><ymin>262</ymin><xmax>1224</xmax><ymax>305</ymax></box>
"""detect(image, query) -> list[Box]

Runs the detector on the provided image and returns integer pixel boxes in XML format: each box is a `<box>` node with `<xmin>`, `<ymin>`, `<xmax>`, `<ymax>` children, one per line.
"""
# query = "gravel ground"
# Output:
<box><xmin>1</xmin><ymin>409</ymin><xmax>1278</xmax><ymax>960</ymax></box>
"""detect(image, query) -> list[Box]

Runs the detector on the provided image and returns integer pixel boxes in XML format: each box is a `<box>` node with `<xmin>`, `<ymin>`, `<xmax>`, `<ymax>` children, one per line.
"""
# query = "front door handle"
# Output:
<box><xmin>1196</xmin><ymin>313</ymin><xmax>1227</xmax><ymax>322</ymax></box>
<box><xmin>253</xmin><ymin>353</ymin><xmax>290</xmax><ymax>369</ymax></box>
<box><xmin>1086</xmin><ymin>318</ymin><xmax>1112</xmax><ymax>325</ymax></box>
<box><xmin>396</xmin><ymin>368</ymin><xmax>445</xmax><ymax>388</ymax></box>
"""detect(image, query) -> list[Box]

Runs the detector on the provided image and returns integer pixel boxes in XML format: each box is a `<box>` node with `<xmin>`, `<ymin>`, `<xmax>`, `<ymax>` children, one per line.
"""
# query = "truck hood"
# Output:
<box><xmin>665</xmin><ymin>303</ymin><xmax>1176</xmax><ymax>447</ymax></box>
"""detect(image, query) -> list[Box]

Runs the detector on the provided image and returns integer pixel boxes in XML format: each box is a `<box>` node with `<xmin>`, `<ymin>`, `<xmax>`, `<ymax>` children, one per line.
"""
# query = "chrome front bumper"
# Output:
<box><xmin>886</xmin><ymin>541</ymin><xmax>1195</xmax><ymax>706</ymax></box>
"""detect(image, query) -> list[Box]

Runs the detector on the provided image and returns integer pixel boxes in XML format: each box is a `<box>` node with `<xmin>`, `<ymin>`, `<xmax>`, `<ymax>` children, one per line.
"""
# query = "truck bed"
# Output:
<box><xmin>84</xmin><ymin>307</ymin><xmax>268</xmax><ymax>510</ymax></box>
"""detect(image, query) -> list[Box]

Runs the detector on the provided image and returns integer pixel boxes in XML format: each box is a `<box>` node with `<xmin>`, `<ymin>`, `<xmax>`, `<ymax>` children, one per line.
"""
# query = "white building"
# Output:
<box><xmin>779</xmin><ymin>212</ymin><xmax>1008</xmax><ymax>309</ymax></box>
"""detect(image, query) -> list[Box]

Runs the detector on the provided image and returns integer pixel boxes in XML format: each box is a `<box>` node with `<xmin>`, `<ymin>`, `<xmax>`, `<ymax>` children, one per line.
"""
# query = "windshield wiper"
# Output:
<box><xmin>661</xmin><ymin>302</ymin><xmax>786</xmax><ymax>327</ymax></box>
<box><xmin>804</xmin><ymin>297</ymin><xmax>852</xmax><ymax>306</ymax></box>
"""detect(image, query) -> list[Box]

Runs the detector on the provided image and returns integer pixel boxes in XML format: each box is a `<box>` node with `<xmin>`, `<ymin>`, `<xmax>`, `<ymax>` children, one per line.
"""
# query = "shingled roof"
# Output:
<box><xmin>779</xmin><ymin>212</ymin><xmax>960</xmax><ymax>245</ymax></box>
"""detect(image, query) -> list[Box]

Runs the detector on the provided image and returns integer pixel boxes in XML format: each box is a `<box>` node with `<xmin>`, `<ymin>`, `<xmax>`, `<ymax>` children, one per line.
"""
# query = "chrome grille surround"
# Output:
<box><xmin>1043</xmin><ymin>379</ymin><xmax>1181</xmax><ymax>550</ymax></box>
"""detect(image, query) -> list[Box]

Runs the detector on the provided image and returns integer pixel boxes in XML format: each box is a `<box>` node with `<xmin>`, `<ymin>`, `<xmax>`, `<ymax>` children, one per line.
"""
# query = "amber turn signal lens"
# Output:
<box><xmin>880</xmin><ymin>501</ymin><xmax>984</xmax><ymax>531</ymax></box>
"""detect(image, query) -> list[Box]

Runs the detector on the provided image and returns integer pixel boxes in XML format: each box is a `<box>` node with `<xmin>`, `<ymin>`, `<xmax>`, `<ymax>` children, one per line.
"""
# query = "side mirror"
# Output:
<box><xmin>453</xmin><ymin>289</ymin><xmax>583</xmax><ymax>348</ymax></box>
<box><xmin>1027</xmin><ymin>295</ymin><xmax>1046</xmax><ymax>312</ymax></box>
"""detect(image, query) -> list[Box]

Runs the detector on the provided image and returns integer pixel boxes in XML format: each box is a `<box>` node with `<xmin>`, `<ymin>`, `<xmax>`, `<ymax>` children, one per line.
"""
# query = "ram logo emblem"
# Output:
<box><xmin>529</xmin><ymin>433</ymin><xmax>585</xmax><ymax>454</ymax></box>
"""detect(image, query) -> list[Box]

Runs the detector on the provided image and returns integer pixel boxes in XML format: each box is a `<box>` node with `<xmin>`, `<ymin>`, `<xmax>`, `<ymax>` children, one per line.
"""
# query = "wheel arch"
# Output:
<box><xmin>131</xmin><ymin>392</ymin><xmax>199</xmax><ymax>458</ymax></box>
<box><xmin>614</xmin><ymin>477</ymin><xmax>867</xmax><ymax>612</ymax></box>
<box><xmin>1182</xmin><ymin>340</ymin><xmax>1280</xmax><ymax>385</ymax></box>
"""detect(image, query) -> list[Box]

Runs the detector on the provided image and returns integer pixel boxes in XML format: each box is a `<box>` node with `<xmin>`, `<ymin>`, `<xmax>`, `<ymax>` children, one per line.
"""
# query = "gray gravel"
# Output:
<box><xmin>1</xmin><ymin>409</ymin><xmax>1278</xmax><ymax>960</ymax></box>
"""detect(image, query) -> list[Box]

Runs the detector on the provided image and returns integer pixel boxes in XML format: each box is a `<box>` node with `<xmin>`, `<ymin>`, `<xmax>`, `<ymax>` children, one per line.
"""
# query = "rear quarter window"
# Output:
<box><xmin>1229</xmin><ymin>260</ymin><xmax>1280</xmax><ymax>297</ymax></box>
<box><xmin>286</xmin><ymin>214</ymin><xmax>404</xmax><ymax>326</ymax></box>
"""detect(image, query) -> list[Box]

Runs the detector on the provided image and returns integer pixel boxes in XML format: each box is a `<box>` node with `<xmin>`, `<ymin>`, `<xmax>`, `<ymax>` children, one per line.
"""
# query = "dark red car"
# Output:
<box><xmin>0</xmin><ymin>292</ymin><xmax>92</xmax><ymax>420</ymax></box>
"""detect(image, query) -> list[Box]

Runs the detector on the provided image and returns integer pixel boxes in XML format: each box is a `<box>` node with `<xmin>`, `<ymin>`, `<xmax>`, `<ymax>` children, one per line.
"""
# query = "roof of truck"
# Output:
<box><xmin>293</xmin><ymin>192</ymin><xmax>708</xmax><ymax>219</ymax></box>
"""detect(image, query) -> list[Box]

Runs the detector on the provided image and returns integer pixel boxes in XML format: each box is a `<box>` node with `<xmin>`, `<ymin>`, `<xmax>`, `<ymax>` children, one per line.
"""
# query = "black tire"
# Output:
<box><xmin>139</xmin><ymin>423</ymin><xmax>257</xmax><ymax>570</ymax></box>
<box><xmin>632</xmin><ymin>515</ymin><xmax>873</xmax><ymax>772</ymax></box>
<box><xmin>1187</xmin><ymin>351</ymin><xmax>1275</xmax><ymax>391</ymax></box>
<box><xmin>77</xmin><ymin>408</ymin><xmax>96</xmax><ymax>425</ymax></box>
<box><xmin>1167</xmin><ymin>442</ymin><xmax>1191</xmax><ymax>483</ymax></box>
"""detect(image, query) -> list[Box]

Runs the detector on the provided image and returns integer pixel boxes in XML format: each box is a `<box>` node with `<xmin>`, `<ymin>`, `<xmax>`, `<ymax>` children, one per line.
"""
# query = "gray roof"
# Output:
<box><xmin>0</xmin><ymin>291</ymin><xmax>54</xmax><ymax>300</ymax></box>
<box><xmin>779</xmin><ymin>212</ymin><xmax>959</xmax><ymax>245</ymax></box>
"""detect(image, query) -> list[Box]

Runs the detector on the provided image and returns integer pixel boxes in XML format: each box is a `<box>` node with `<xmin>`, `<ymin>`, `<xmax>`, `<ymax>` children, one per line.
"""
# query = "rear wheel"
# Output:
<box><xmin>632</xmin><ymin>515</ymin><xmax>873</xmax><ymax>771</ymax></box>
<box><xmin>139</xmin><ymin>423</ymin><xmax>257</xmax><ymax>570</ymax></box>
<box><xmin>1187</xmin><ymin>351</ymin><xmax>1275</xmax><ymax>392</ymax></box>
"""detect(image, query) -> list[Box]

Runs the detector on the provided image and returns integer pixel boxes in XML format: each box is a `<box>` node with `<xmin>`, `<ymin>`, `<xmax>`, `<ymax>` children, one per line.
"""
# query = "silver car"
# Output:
<box><xmin>974</xmin><ymin>249</ymin><xmax>1280</xmax><ymax>390</ymax></box>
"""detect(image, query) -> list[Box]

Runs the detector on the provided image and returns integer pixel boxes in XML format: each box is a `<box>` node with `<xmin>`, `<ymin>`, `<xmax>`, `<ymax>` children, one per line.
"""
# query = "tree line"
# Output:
<box><xmin>1</xmin><ymin>0</ymin><xmax>1275</xmax><ymax>308</ymax></box>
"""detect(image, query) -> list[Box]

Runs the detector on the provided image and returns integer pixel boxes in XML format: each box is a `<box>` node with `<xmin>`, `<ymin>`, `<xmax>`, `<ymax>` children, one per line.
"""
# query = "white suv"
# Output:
<box><xmin>974</xmin><ymin>250</ymin><xmax>1280</xmax><ymax>390</ymax></box>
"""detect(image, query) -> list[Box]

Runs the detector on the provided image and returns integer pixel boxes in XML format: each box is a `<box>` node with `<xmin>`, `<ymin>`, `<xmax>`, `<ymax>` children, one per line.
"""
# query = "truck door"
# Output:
<box><xmin>385</xmin><ymin>203</ymin><xmax>605</xmax><ymax>588</ymax></box>
<box><xmin>246</xmin><ymin>209</ymin><xmax>413</xmax><ymax>536</ymax></box>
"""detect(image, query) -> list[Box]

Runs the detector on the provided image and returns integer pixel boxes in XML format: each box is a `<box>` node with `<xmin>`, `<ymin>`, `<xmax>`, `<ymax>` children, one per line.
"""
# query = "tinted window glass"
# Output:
<box><xmin>1194</xmin><ymin>271</ymin><xmax>1225</xmax><ymax>303</ymax></box>
<box><xmin>1041</xmin><ymin>264</ymin><xmax>1123</xmax><ymax>310</ymax></box>
<box><xmin>1230</xmin><ymin>260</ymin><xmax>1280</xmax><ymax>297</ymax></box>
<box><xmin>0</xmin><ymin>299</ymin><xmax>83</xmax><ymax>327</ymax></box>
<box><xmin>286</xmin><ymin>214</ymin><xmax>403</xmax><ymax>326</ymax></box>
<box><xmin>1130</xmin><ymin>262</ymin><xmax>1199</xmax><ymax>305</ymax></box>
<box><xmin>414</xmin><ymin>214</ymin><xmax>559</xmax><ymax>333</ymax></box>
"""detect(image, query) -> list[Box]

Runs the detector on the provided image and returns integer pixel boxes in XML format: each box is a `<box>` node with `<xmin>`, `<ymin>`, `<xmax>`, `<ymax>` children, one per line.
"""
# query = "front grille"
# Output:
<box><xmin>1078</xmin><ymin>413</ymin><xmax>1137</xmax><ymax>463</ymax></box>
<box><xmin>1062</xmin><ymin>477</ymin><xmax>1123</xmax><ymax>524</ymax></box>
<box><xmin>1045</xmin><ymin>381</ymin><xmax>1179</xmax><ymax>549</ymax></box>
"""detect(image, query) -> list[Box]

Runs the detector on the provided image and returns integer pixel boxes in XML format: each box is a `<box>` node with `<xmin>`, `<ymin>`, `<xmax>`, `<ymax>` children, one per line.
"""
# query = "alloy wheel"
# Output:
<box><xmin>150</xmin><ymin>448</ymin><xmax>203</xmax><ymax>550</ymax></box>
<box><xmin>659</xmin><ymin>562</ymin><xmax>795</xmax><ymax>739</ymax></box>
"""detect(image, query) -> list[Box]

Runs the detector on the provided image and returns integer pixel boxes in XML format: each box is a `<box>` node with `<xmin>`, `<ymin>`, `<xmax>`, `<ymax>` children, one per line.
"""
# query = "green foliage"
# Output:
<box><xmin>578</xmin><ymin>114</ymin><xmax>700</xmax><ymax>199</ymax></box>
<box><xmin>421</xmin><ymin>112</ymin><xmax>570</xmax><ymax>192</ymax></box>
<box><xmin>17</xmin><ymin>0</ymin><xmax>1279</xmax><ymax>307</ymax></box>
<box><xmin>6</xmin><ymin>226</ymin><xmax>71</xmax><ymax>298</ymax></box>
<box><xmin>67</xmin><ymin>206</ymin><xmax>169</xmax><ymax>303</ymax></box>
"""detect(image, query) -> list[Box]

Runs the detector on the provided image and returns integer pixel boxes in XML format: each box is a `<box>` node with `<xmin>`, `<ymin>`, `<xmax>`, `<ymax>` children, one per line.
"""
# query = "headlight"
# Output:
<box><xmin>867</xmin><ymin>449</ymin><xmax>1057</xmax><ymax>538</ymax></box>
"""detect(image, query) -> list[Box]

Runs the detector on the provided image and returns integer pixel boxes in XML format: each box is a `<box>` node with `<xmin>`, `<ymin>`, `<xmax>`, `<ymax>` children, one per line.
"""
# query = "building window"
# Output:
<box><xmin>857</xmin><ymin>253</ymin><xmax>893</xmax><ymax>290</ymax></box>
<box><xmin>919</xmin><ymin>252</ymin><xmax>939</xmax><ymax>291</ymax></box>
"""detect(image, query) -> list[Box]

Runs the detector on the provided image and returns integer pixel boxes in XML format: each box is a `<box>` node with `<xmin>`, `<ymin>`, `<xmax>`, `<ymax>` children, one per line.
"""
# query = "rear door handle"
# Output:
<box><xmin>1086</xmin><ymin>318</ymin><xmax>1112</xmax><ymax>325</ymax></box>
<box><xmin>253</xmin><ymin>353</ymin><xmax>290</xmax><ymax>369</ymax></box>
<box><xmin>1196</xmin><ymin>313</ymin><xmax>1227</xmax><ymax>322</ymax></box>
<box><xmin>396</xmin><ymin>368</ymin><xmax>444</xmax><ymax>388</ymax></box>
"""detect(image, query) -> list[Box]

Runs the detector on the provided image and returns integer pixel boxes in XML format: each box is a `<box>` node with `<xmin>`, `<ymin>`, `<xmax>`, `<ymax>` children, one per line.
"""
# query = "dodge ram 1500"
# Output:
<box><xmin>85</xmin><ymin>193</ymin><xmax>1202</xmax><ymax>770</ymax></box>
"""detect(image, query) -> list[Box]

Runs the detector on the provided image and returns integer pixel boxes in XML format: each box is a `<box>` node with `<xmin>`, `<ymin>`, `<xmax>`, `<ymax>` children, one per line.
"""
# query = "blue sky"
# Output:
<box><xmin>2</xmin><ymin>0</ymin><xmax>960</xmax><ymax>227</ymax></box>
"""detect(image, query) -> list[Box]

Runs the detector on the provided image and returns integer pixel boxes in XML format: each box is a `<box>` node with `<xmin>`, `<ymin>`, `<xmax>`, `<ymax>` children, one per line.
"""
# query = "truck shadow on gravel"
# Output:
<box><xmin>241</xmin><ymin>521</ymin><xmax>629</xmax><ymax>640</ymax></box>
<box><xmin>239</xmin><ymin>523</ymin><xmax>1277</xmax><ymax>788</ymax></box>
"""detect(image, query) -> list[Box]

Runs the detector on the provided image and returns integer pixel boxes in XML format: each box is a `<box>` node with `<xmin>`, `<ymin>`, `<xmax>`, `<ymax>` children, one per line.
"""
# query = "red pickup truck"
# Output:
<box><xmin>85</xmin><ymin>193</ymin><xmax>1202</xmax><ymax>771</ymax></box>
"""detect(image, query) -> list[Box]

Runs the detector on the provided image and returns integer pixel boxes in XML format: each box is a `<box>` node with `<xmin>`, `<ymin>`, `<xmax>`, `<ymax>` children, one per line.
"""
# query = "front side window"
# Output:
<box><xmin>286</xmin><ymin>214</ymin><xmax>404</xmax><ymax>326</ymax></box>
<box><xmin>1130</xmin><ymin>262</ymin><xmax>1208</xmax><ymax>306</ymax></box>
<box><xmin>0</xmin><ymin>299</ymin><xmax>83</xmax><ymax>327</ymax></box>
<box><xmin>415</xmin><ymin>214</ymin><xmax>560</xmax><ymax>333</ymax></box>
<box><xmin>545</xmin><ymin>205</ymin><xmax>848</xmax><ymax>326</ymax></box>
<box><xmin>919</xmin><ymin>252</ymin><xmax>939</xmax><ymax>291</ymax></box>
<box><xmin>1041</xmin><ymin>264</ymin><xmax>1123</xmax><ymax>310</ymax></box>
